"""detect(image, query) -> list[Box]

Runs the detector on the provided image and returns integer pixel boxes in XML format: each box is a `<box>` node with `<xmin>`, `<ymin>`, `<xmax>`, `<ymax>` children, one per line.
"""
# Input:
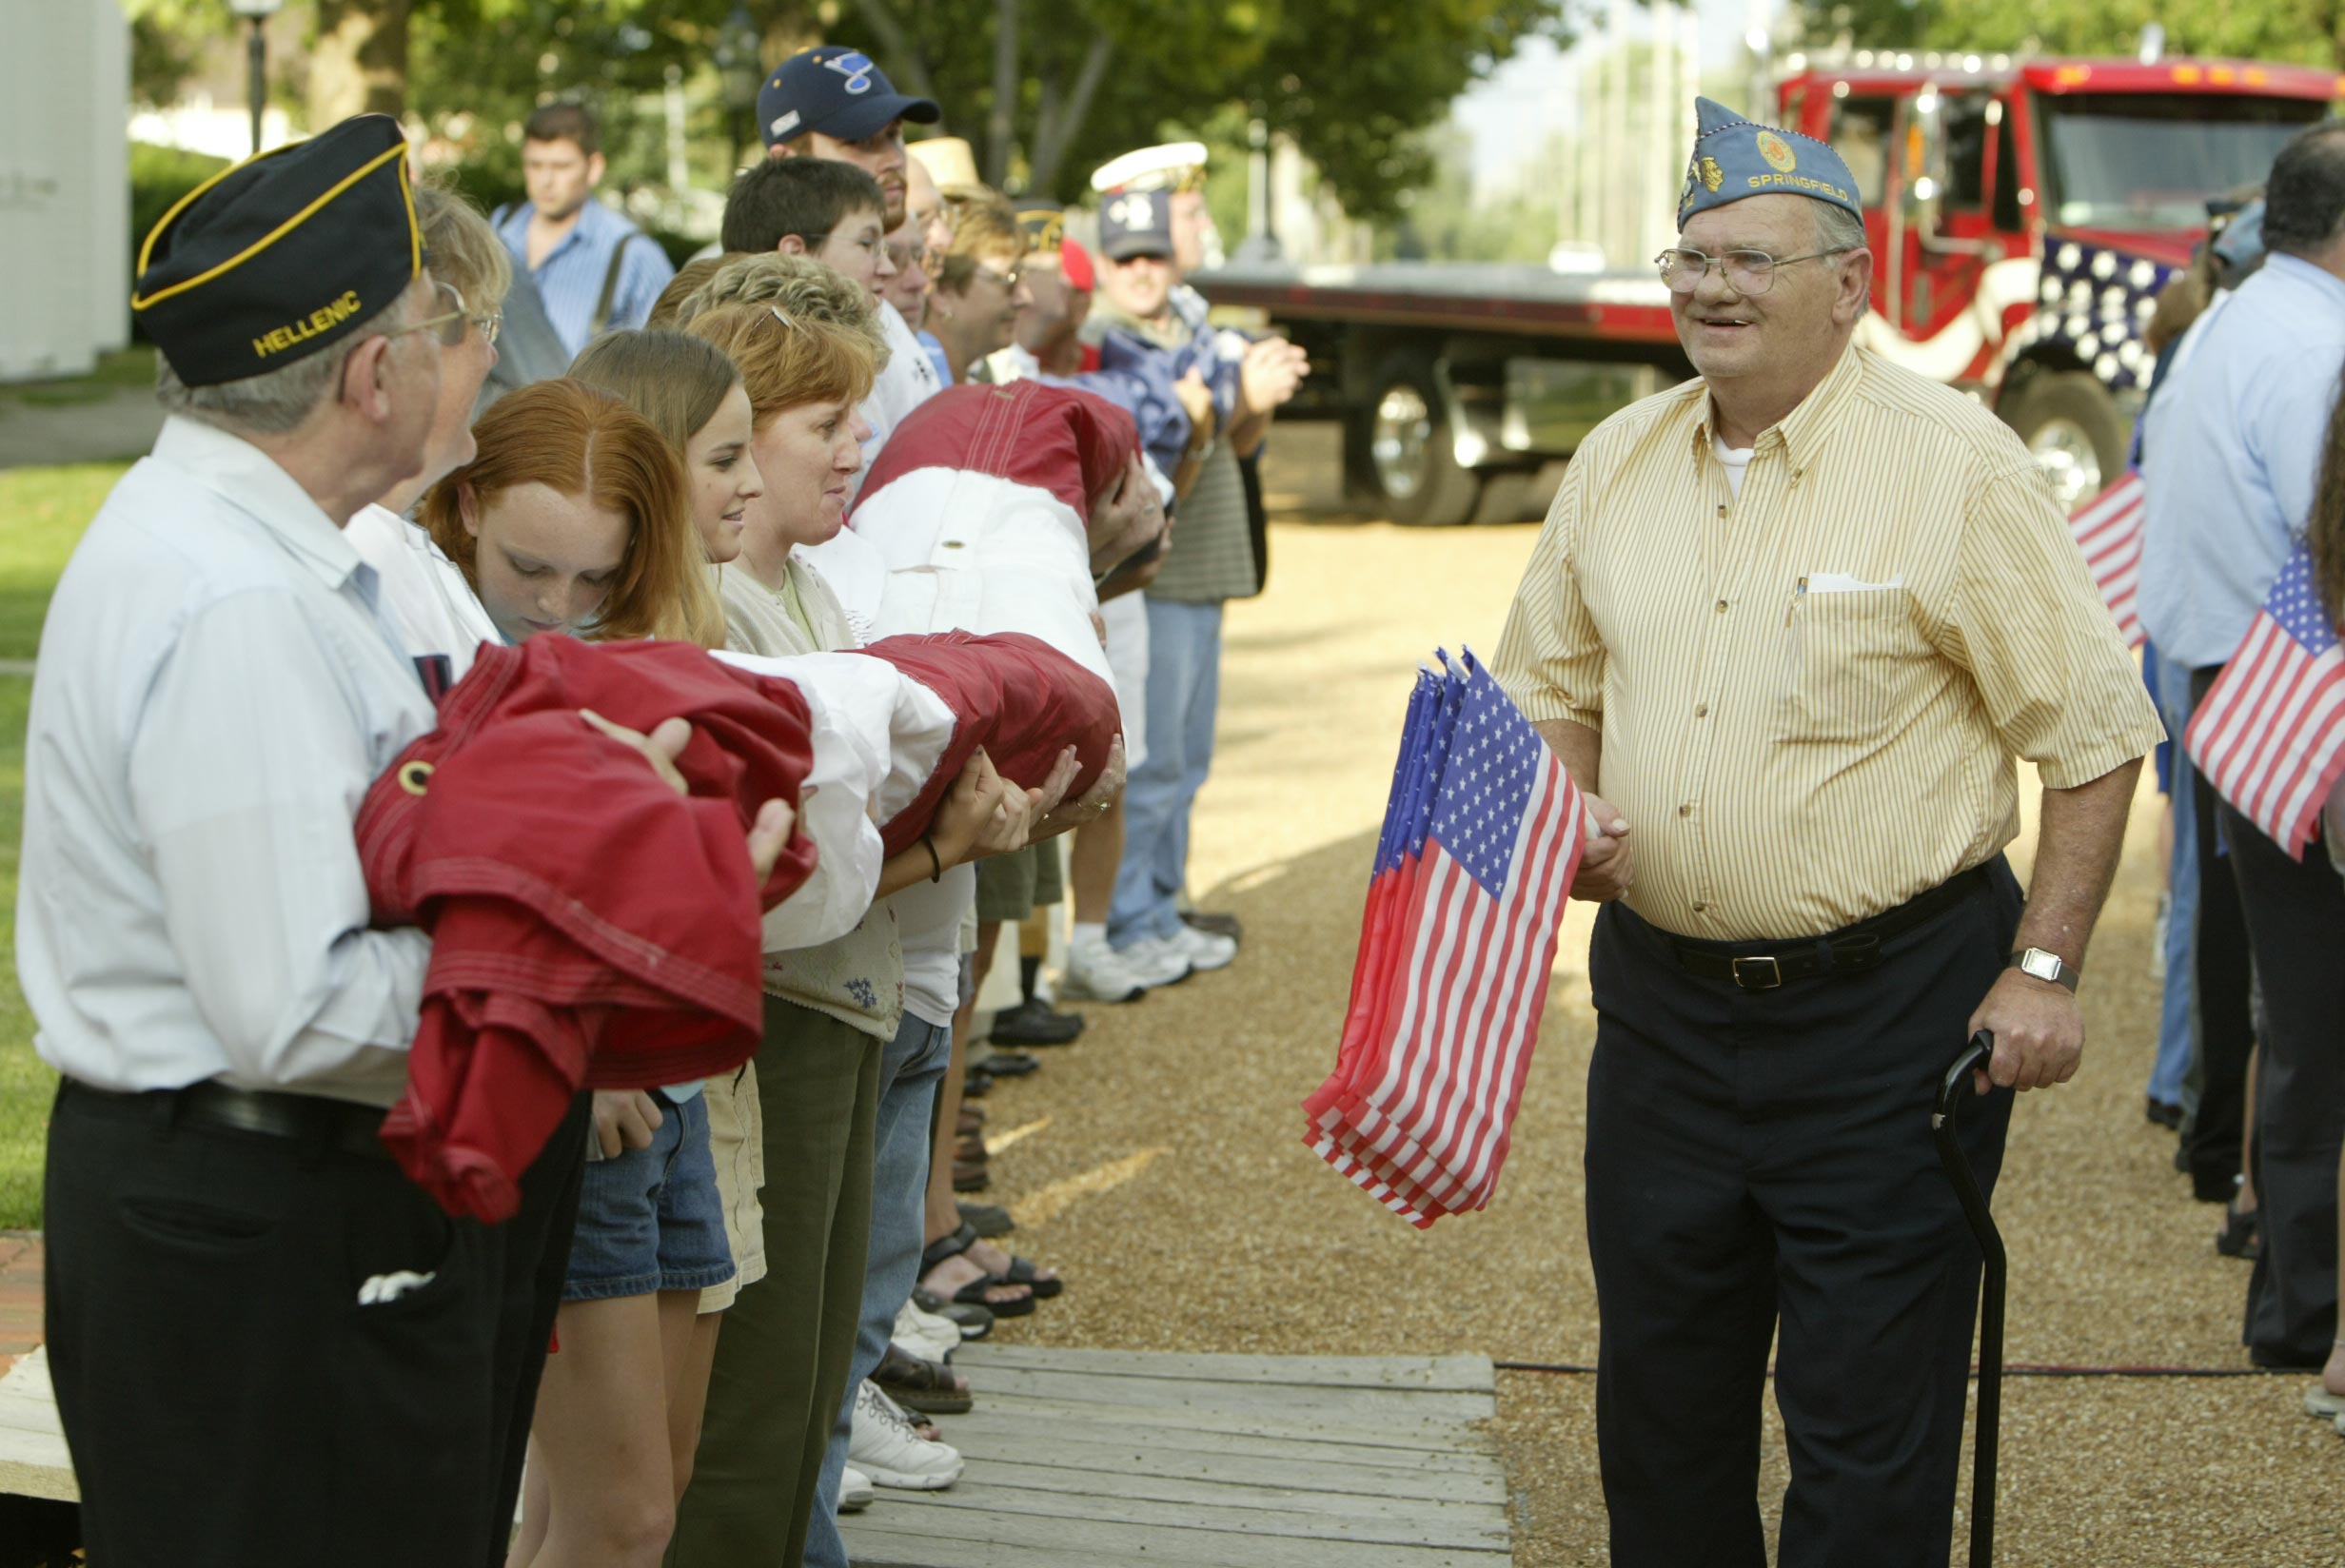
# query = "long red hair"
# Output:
<box><xmin>423</xmin><ymin>379</ymin><xmax>724</xmax><ymax>647</ymax></box>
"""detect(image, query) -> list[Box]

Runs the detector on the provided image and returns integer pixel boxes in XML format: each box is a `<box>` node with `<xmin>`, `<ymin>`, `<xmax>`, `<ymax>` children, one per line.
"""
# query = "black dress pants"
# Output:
<box><xmin>2180</xmin><ymin>667</ymin><xmax>2258</xmax><ymax>1202</ymax></box>
<box><xmin>2217</xmin><ymin>795</ymin><xmax>2345</xmax><ymax>1365</ymax></box>
<box><xmin>1585</xmin><ymin>862</ymin><xmax>2020</xmax><ymax>1568</ymax></box>
<box><xmin>42</xmin><ymin>1080</ymin><xmax>588</xmax><ymax>1568</ymax></box>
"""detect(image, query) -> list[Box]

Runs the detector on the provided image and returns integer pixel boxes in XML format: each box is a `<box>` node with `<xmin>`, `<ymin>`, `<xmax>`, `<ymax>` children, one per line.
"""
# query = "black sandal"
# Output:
<box><xmin>921</xmin><ymin>1225</ymin><xmax>1035</xmax><ymax>1317</ymax></box>
<box><xmin>2217</xmin><ymin>1200</ymin><xmax>2260</xmax><ymax>1260</ymax></box>
<box><xmin>931</xmin><ymin>1219</ymin><xmax>1062</xmax><ymax>1300</ymax></box>
<box><xmin>875</xmin><ymin>1343</ymin><xmax>974</xmax><ymax>1414</ymax></box>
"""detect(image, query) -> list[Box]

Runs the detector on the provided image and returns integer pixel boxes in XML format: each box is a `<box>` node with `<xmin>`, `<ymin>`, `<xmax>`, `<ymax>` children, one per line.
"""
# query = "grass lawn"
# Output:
<box><xmin>0</xmin><ymin>345</ymin><xmax>156</xmax><ymax>410</ymax></box>
<box><xmin>0</xmin><ymin>461</ymin><xmax>118</xmax><ymax>1226</ymax></box>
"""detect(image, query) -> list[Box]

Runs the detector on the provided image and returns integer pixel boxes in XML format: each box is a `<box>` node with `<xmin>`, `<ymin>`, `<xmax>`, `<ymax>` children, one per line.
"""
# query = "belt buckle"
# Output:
<box><xmin>1731</xmin><ymin>954</ymin><xmax>1783</xmax><ymax>990</ymax></box>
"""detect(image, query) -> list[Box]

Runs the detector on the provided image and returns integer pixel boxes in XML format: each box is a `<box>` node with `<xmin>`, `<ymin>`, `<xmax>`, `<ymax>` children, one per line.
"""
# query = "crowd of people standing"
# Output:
<box><xmin>22</xmin><ymin>39</ymin><xmax>1303</xmax><ymax>1568</ymax></box>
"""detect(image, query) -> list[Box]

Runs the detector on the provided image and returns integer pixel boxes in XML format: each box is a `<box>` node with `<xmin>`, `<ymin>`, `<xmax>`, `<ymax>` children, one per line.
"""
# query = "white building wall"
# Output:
<box><xmin>1</xmin><ymin>0</ymin><xmax>131</xmax><ymax>381</ymax></box>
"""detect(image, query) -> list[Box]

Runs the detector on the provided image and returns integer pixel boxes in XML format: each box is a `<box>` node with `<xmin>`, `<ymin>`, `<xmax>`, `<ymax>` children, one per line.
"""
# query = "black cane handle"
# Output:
<box><xmin>1934</xmin><ymin>1029</ymin><xmax>2003</xmax><ymax>1568</ymax></box>
<box><xmin>1937</xmin><ymin>1030</ymin><xmax>1995</xmax><ymax>1126</ymax></box>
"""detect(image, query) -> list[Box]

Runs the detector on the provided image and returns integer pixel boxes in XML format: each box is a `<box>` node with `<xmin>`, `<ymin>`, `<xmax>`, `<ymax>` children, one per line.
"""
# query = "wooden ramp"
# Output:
<box><xmin>839</xmin><ymin>1345</ymin><xmax>1511</xmax><ymax>1568</ymax></box>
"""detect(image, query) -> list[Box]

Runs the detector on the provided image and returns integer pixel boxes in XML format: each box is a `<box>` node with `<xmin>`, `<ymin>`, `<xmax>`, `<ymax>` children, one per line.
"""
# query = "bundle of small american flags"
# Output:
<box><xmin>1302</xmin><ymin>651</ymin><xmax>1592</xmax><ymax>1227</ymax></box>
<box><xmin>2185</xmin><ymin>543</ymin><xmax>2345</xmax><ymax>860</ymax></box>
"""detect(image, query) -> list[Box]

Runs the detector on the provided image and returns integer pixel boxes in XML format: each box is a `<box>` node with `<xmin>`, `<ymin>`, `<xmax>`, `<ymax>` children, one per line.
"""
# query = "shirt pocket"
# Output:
<box><xmin>1776</xmin><ymin>587</ymin><xmax>1921</xmax><ymax>743</ymax></box>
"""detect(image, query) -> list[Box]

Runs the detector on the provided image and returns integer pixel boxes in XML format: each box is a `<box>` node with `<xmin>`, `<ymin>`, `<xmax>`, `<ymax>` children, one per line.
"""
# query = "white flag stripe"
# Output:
<box><xmin>1415</xmin><ymin>760</ymin><xmax>1570</xmax><ymax>1195</ymax></box>
<box><xmin>1450</xmin><ymin>767</ymin><xmax>1581</xmax><ymax>1202</ymax></box>
<box><xmin>2266</xmin><ymin>685</ymin><xmax>2345</xmax><ymax>836</ymax></box>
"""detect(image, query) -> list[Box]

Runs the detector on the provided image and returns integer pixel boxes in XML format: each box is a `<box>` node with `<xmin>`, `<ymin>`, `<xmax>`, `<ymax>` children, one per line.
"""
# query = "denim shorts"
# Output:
<box><xmin>562</xmin><ymin>1088</ymin><xmax>735</xmax><ymax>1303</ymax></box>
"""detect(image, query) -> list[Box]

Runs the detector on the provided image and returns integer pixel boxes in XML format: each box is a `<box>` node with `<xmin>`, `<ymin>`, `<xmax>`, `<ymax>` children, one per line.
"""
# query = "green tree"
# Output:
<box><xmin>857</xmin><ymin>0</ymin><xmax>1571</xmax><ymax>219</ymax></box>
<box><xmin>1798</xmin><ymin>0</ymin><xmax>2345</xmax><ymax>68</ymax></box>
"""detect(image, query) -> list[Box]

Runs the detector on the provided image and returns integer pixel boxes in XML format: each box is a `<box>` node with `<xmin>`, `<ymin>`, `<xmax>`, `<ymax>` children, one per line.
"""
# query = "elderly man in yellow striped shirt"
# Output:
<box><xmin>1494</xmin><ymin>98</ymin><xmax>2163</xmax><ymax>1568</ymax></box>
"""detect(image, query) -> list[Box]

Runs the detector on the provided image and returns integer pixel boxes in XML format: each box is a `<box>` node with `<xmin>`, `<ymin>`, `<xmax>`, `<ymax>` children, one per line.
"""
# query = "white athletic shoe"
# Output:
<box><xmin>1059</xmin><ymin>931</ymin><xmax>1155</xmax><ymax>1001</ymax></box>
<box><xmin>1113</xmin><ymin>933</ymin><xmax>1195</xmax><ymax>989</ymax></box>
<box><xmin>894</xmin><ymin>1301</ymin><xmax>960</xmax><ymax>1362</ymax></box>
<box><xmin>838</xmin><ymin>1464</ymin><xmax>875</xmax><ymax>1513</ymax></box>
<box><xmin>851</xmin><ymin>1382</ymin><xmax>964</xmax><ymax>1490</ymax></box>
<box><xmin>1164</xmin><ymin>922</ymin><xmax>1238</xmax><ymax>973</ymax></box>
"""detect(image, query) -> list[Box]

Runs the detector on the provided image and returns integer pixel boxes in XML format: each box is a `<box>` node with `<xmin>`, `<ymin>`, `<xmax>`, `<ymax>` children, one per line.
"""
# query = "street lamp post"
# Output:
<box><xmin>227</xmin><ymin>0</ymin><xmax>284</xmax><ymax>156</ymax></box>
<box><xmin>716</xmin><ymin>2</ymin><xmax>761</xmax><ymax>171</ymax></box>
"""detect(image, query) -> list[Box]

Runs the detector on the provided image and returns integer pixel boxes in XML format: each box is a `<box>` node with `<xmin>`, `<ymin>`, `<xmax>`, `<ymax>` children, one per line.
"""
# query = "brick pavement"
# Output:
<box><xmin>0</xmin><ymin>1232</ymin><xmax>43</xmax><ymax>1379</ymax></box>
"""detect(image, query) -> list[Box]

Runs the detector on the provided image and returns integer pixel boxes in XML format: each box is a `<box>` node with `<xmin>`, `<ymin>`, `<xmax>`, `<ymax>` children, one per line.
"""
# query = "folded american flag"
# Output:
<box><xmin>1304</xmin><ymin>652</ymin><xmax>1588</xmax><ymax>1226</ymax></box>
<box><xmin>2070</xmin><ymin>471</ymin><xmax>2145</xmax><ymax>650</ymax></box>
<box><xmin>2185</xmin><ymin>543</ymin><xmax>2345</xmax><ymax>859</ymax></box>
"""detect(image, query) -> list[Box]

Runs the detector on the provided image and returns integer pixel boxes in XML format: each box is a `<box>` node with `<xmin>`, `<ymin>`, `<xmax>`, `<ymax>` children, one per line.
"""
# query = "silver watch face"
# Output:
<box><xmin>2020</xmin><ymin>949</ymin><xmax>2059</xmax><ymax>981</ymax></box>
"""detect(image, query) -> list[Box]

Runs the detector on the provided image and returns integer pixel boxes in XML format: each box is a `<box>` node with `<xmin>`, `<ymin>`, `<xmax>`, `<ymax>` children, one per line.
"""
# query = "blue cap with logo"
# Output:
<box><xmin>1677</xmin><ymin>96</ymin><xmax>1862</xmax><ymax>230</ymax></box>
<box><xmin>758</xmin><ymin>46</ymin><xmax>940</xmax><ymax>147</ymax></box>
<box><xmin>1098</xmin><ymin>189</ymin><xmax>1174</xmax><ymax>262</ymax></box>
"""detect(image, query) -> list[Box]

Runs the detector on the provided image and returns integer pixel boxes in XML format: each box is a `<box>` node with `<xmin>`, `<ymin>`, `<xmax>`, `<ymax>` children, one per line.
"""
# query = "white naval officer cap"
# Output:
<box><xmin>1090</xmin><ymin>141</ymin><xmax>1210</xmax><ymax>195</ymax></box>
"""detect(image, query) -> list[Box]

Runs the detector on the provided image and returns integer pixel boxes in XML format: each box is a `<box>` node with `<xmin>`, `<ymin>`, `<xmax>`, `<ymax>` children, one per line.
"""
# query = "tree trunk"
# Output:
<box><xmin>308</xmin><ymin>0</ymin><xmax>413</xmax><ymax>126</ymax></box>
<box><xmin>1028</xmin><ymin>31</ymin><xmax>1113</xmax><ymax>195</ymax></box>
<box><xmin>985</xmin><ymin>0</ymin><xmax>1022</xmax><ymax>187</ymax></box>
<box><xmin>852</xmin><ymin>0</ymin><xmax>938</xmax><ymax>105</ymax></box>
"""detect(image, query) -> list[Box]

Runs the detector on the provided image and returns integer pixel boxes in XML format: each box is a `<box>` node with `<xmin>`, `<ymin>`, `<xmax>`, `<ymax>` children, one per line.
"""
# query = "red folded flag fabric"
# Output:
<box><xmin>855</xmin><ymin>381</ymin><xmax>1139</xmax><ymax>528</ymax></box>
<box><xmin>856</xmin><ymin>631</ymin><xmax>1121</xmax><ymax>857</ymax></box>
<box><xmin>357</xmin><ymin>637</ymin><xmax>820</xmax><ymax>1222</ymax></box>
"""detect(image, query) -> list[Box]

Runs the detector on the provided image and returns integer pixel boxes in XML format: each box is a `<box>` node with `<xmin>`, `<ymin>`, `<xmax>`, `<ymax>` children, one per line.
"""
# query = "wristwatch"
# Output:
<box><xmin>2007</xmin><ymin>947</ymin><xmax>2079</xmax><ymax>993</ymax></box>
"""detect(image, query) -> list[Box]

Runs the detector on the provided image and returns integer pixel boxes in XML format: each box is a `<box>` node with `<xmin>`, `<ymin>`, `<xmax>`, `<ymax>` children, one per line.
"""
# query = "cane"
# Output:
<box><xmin>1934</xmin><ymin>1029</ymin><xmax>2003</xmax><ymax>1568</ymax></box>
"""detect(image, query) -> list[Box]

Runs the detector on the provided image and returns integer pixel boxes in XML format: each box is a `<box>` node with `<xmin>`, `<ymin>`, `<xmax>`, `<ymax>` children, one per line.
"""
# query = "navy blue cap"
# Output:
<box><xmin>1678</xmin><ymin>96</ymin><xmax>1862</xmax><ymax>230</ymax></box>
<box><xmin>132</xmin><ymin>114</ymin><xmax>423</xmax><ymax>386</ymax></box>
<box><xmin>758</xmin><ymin>47</ymin><xmax>940</xmax><ymax>147</ymax></box>
<box><xmin>1098</xmin><ymin>189</ymin><xmax>1173</xmax><ymax>262</ymax></box>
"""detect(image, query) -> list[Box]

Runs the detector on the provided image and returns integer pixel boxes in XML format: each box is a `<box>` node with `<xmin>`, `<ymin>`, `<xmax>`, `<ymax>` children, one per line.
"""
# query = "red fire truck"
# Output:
<box><xmin>1196</xmin><ymin>52</ymin><xmax>2339</xmax><ymax>524</ymax></box>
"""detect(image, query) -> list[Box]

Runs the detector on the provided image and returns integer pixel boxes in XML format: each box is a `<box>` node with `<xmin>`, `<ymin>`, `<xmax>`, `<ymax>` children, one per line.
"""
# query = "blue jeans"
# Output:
<box><xmin>1110</xmin><ymin>597</ymin><xmax>1224</xmax><ymax>947</ymax></box>
<box><xmin>2150</xmin><ymin>653</ymin><xmax>2199</xmax><ymax>1108</ymax></box>
<box><xmin>803</xmin><ymin>1009</ymin><xmax>954</xmax><ymax>1567</ymax></box>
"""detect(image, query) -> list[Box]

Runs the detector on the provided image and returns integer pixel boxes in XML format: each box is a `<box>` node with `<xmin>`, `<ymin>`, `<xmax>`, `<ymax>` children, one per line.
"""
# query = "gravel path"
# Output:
<box><xmin>968</xmin><ymin>429</ymin><xmax>2338</xmax><ymax>1565</ymax></box>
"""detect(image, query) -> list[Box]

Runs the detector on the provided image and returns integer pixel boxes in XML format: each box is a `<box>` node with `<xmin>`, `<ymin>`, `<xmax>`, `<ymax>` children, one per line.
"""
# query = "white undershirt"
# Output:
<box><xmin>1713</xmin><ymin>434</ymin><xmax>1755</xmax><ymax>501</ymax></box>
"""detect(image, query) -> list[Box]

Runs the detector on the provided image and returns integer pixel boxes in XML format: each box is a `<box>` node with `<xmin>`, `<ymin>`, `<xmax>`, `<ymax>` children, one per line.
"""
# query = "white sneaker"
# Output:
<box><xmin>1114</xmin><ymin>933</ymin><xmax>1195</xmax><ymax>989</ymax></box>
<box><xmin>1164</xmin><ymin>922</ymin><xmax>1238</xmax><ymax>973</ymax></box>
<box><xmin>838</xmin><ymin>1464</ymin><xmax>875</xmax><ymax>1513</ymax></box>
<box><xmin>894</xmin><ymin>1301</ymin><xmax>960</xmax><ymax>1362</ymax></box>
<box><xmin>1060</xmin><ymin>931</ymin><xmax>1154</xmax><ymax>1001</ymax></box>
<box><xmin>851</xmin><ymin>1382</ymin><xmax>964</xmax><ymax>1490</ymax></box>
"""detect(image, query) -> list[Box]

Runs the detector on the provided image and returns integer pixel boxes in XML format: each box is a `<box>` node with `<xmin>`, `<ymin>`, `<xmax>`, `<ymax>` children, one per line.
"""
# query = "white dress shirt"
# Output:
<box><xmin>345</xmin><ymin>504</ymin><xmax>503</xmax><ymax>685</ymax></box>
<box><xmin>17</xmin><ymin>418</ymin><xmax>439</xmax><ymax>1107</ymax></box>
<box><xmin>853</xmin><ymin>299</ymin><xmax>943</xmax><ymax>501</ymax></box>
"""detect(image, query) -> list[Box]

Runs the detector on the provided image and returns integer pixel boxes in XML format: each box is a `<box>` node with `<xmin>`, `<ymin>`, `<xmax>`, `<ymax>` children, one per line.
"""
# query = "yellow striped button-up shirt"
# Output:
<box><xmin>1492</xmin><ymin>343</ymin><xmax>2162</xmax><ymax>941</ymax></box>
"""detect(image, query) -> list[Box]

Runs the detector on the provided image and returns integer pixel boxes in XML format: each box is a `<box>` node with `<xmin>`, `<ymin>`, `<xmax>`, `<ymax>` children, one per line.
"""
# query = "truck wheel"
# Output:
<box><xmin>1358</xmin><ymin>355</ymin><xmax>1483</xmax><ymax>526</ymax></box>
<box><xmin>1999</xmin><ymin>370</ymin><xmax>2129</xmax><ymax>514</ymax></box>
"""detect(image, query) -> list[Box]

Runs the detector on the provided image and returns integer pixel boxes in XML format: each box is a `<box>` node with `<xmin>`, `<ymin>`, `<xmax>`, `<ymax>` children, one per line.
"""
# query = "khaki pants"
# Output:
<box><xmin>666</xmin><ymin>999</ymin><xmax>882</xmax><ymax>1568</ymax></box>
<box><xmin>697</xmin><ymin>1062</ymin><xmax>766</xmax><ymax>1314</ymax></box>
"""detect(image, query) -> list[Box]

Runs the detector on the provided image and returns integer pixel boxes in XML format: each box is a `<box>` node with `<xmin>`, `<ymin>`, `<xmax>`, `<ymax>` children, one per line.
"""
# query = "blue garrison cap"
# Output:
<box><xmin>1098</xmin><ymin>189</ymin><xmax>1174</xmax><ymax>262</ymax></box>
<box><xmin>1677</xmin><ymin>96</ymin><xmax>1862</xmax><ymax>230</ymax></box>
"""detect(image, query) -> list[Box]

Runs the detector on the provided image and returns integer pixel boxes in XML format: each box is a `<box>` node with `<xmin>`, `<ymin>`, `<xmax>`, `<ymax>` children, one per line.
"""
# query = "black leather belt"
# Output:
<box><xmin>68</xmin><ymin>1077</ymin><xmax>392</xmax><ymax>1160</ymax></box>
<box><xmin>1668</xmin><ymin>864</ymin><xmax>1993</xmax><ymax>991</ymax></box>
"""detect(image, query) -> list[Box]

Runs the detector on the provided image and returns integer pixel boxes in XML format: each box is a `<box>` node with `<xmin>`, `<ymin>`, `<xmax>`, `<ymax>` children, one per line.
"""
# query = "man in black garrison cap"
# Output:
<box><xmin>25</xmin><ymin>113</ymin><xmax>789</xmax><ymax>1565</ymax></box>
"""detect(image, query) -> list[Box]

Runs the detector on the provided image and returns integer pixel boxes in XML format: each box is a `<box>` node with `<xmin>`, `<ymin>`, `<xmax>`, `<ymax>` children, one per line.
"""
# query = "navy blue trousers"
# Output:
<box><xmin>1585</xmin><ymin>863</ymin><xmax>2020</xmax><ymax>1568</ymax></box>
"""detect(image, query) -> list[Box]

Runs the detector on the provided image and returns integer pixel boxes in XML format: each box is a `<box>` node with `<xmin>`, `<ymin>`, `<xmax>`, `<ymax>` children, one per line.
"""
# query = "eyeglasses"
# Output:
<box><xmin>972</xmin><ymin>262</ymin><xmax>1023</xmax><ymax>289</ymax></box>
<box><xmin>1653</xmin><ymin>247</ymin><xmax>1845</xmax><ymax>296</ymax></box>
<box><xmin>469</xmin><ymin>312</ymin><xmax>502</xmax><ymax>347</ymax></box>
<box><xmin>383</xmin><ymin>281</ymin><xmax>471</xmax><ymax>348</ymax></box>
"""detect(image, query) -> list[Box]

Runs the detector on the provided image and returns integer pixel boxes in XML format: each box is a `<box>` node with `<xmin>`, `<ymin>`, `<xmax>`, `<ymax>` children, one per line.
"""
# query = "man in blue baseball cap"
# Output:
<box><xmin>1492</xmin><ymin>95</ymin><xmax>2159</xmax><ymax>1567</ymax></box>
<box><xmin>759</xmin><ymin>45</ymin><xmax>940</xmax><ymax>230</ymax></box>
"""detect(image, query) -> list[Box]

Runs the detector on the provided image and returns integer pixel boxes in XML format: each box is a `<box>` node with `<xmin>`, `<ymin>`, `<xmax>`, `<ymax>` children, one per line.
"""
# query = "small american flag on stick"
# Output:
<box><xmin>2070</xmin><ymin>471</ymin><xmax>2145</xmax><ymax>650</ymax></box>
<box><xmin>1304</xmin><ymin>652</ymin><xmax>1589</xmax><ymax>1226</ymax></box>
<box><xmin>2185</xmin><ymin>543</ymin><xmax>2345</xmax><ymax>859</ymax></box>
